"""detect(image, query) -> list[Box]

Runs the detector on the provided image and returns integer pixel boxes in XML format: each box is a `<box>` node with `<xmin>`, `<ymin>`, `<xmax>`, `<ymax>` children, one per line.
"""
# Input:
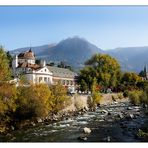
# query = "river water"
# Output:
<box><xmin>0</xmin><ymin>101</ymin><xmax>148</xmax><ymax>142</ymax></box>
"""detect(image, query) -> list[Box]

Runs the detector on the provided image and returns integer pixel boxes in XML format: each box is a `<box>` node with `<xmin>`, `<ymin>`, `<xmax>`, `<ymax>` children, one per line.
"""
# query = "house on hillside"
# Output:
<box><xmin>12</xmin><ymin>49</ymin><xmax>77</xmax><ymax>89</ymax></box>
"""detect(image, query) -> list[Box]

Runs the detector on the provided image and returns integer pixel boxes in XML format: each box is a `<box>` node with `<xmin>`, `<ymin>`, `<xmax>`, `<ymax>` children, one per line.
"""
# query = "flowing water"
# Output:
<box><xmin>0</xmin><ymin>101</ymin><xmax>148</xmax><ymax>142</ymax></box>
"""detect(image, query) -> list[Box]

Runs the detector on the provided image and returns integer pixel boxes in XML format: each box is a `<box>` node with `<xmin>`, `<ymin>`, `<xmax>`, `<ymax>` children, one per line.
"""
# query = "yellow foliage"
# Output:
<box><xmin>16</xmin><ymin>84</ymin><xmax>52</xmax><ymax>119</ymax></box>
<box><xmin>49</xmin><ymin>83</ymin><xmax>70</xmax><ymax>114</ymax></box>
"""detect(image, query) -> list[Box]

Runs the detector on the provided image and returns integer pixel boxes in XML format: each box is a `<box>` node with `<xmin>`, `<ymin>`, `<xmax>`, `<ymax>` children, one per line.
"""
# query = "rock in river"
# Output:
<box><xmin>78</xmin><ymin>134</ymin><xmax>88</xmax><ymax>141</ymax></box>
<box><xmin>37</xmin><ymin>118</ymin><xmax>42</xmax><ymax>123</ymax></box>
<box><xmin>83</xmin><ymin>127</ymin><xmax>91</xmax><ymax>134</ymax></box>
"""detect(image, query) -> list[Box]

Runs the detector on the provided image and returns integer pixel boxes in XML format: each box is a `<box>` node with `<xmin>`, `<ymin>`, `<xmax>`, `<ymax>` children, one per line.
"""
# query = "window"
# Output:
<box><xmin>45</xmin><ymin>69</ymin><xmax>47</xmax><ymax>72</ymax></box>
<box><xmin>67</xmin><ymin>80</ymin><xmax>69</xmax><ymax>85</ymax></box>
<box><xmin>70</xmin><ymin>81</ymin><xmax>73</xmax><ymax>85</ymax></box>
<box><xmin>63</xmin><ymin>80</ymin><xmax>65</xmax><ymax>85</ymax></box>
<box><xmin>39</xmin><ymin>77</ymin><xmax>42</xmax><ymax>82</ymax></box>
<box><xmin>44</xmin><ymin>77</ymin><xmax>47</xmax><ymax>82</ymax></box>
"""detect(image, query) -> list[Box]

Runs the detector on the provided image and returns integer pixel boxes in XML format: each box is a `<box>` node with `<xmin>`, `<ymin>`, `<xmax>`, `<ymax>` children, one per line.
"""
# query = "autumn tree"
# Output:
<box><xmin>49</xmin><ymin>83</ymin><xmax>71</xmax><ymax>114</ymax></box>
<box><xmin>15</xmin><ymin>84</ymin><xmax>52</xmax><ymax>120</ymax></box>
<box><xmin>0</xmin><ymin>83</ymin><xmax>17</xmax><ymax>125</ymax></box>
<box><xmin>121</xmin><ymin>72</ymin><xmax>142</xmax><ymax>90</ymax></box>
<box><xmin>78</xmin><ymin>54</ymin><xmax>121</xmax><ymax>91</ymax></box>
<box><xmin>0</xmin><ymin>46</ymin><xmax>11</xmax><ymax>81</ymax></box>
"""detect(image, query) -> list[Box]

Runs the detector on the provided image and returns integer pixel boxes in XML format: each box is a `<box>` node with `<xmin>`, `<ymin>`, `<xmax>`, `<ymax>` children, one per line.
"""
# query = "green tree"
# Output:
<box><xmin>0</xmin><ymin>46</ymin><xmax>11</xmax><ymax>81</ymax></box>
<box><xmin>6</xmin><ymin>51</ymin><xmax>13</xmax><ymax>68</ymax></box>
<box><xmin>121</xmin><ymin>72</ymin><xmax>142</xmax><ymax>90</ymax></box>
<box><xmin>78</xmin><ymin>54</ymin><xmax>121</xmax><ymax>91</ymax></box>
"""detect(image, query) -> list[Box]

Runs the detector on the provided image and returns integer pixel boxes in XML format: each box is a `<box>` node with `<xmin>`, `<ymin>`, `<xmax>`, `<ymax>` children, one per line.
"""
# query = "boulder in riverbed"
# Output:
<box><xmin>37</xmin><ymin>118</ymin><xmax>42</xmax><ymax>123</ymax></box>
<box><xmin>129</xmin><ymin>114</ymin><xmax>134</xmax><ymax>119</ymax></box>
<box><xmin>83</xmin><ymin>127</ymin><xmax>91</xmax><ymax>134</ymax></box>
<box><xmin>101</xmin><ymin>109</ymin><xmax>108</xmax><ymax>114</ymax></box>
<box><xmin>118</xmin><ymin>113</ymin><xmax>123</xmax><ymax>119</ymax></box>
<box><xmin>78</xmin><ymin>134</ymin><xmax>88</xmax><ymax>141</ymax></box>
<box><xmin>127</xmin><ymin>107</ymin><xmax>133</xmax><ymax>110</ymax></box>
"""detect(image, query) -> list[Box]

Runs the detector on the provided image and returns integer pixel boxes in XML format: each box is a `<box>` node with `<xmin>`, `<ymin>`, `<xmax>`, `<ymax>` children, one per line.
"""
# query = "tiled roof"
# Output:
<box><xmin>18</xmin><ymin>49</ymin><xmax>35</xmax><ymax>59</ymax></box>
<box><xmin>47</xmin><ymin>66</ymin><xmax>77</xmax><ymax>78</ymax></box>
<box><xmin>17</xmin><ymin>62</ymin><xmax>40</xmax><ymax>70</ymax></box>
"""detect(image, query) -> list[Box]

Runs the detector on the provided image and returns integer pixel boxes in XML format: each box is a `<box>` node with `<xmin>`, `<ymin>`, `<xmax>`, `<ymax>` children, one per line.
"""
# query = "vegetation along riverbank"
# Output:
<box><xmin>0</xmin><ymin>46</ymin><xmax>148</xmax><ymax>141</ymax></box>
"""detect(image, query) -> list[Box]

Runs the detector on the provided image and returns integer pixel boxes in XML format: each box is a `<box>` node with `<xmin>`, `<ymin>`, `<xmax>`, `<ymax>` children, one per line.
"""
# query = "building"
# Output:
<box><xmin>12</xmin><ymin>49</ymin><xmax>77</xmax><ymax>89</ymax></box>
<box><xmin>47</xmin><ymin>66</ymin><xmax>77</xmax><ymax>88</ymax></box>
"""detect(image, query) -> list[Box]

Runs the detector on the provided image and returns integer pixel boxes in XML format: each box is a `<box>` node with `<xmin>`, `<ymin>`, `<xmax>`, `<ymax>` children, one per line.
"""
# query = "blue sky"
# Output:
<box><xmin>1</xmin><ymin>6</ymin><xmax>148</xmax><ymax>50</ymax></box>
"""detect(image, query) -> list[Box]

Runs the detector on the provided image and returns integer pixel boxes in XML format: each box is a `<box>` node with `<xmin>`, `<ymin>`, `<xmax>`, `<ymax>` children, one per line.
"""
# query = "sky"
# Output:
<box><xmin>1</xmin><ymin>6</ymin><xmax>148</xmax><ymax>50</ymax></box>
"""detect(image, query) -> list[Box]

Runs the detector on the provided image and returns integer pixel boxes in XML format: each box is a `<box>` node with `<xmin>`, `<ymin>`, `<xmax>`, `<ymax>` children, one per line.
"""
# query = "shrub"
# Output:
<box><xmin>15</xmin><ymin>84</ymin><xmax>51</xmax><ymax>120</ymax></box>
<box><xmin>87</xmin><ymin>96</ymin><xmax>93</xmax><ymax>109</ymax></box>
<box><xmin>0</xmin><ymin>83</ymin><xmax>17</xmax><ymax>124</ymax></box>
<box><xmin>49</xmin><ymin>83</ymin><xmax>71</xmax><ymax>114</ymax></box>
<box><xmin>123</xmin><ymin>90</ymin><xmax>129</xmax><ymax>98</ymax></box>
<box><xmin>117</xmin><ymin>93</ymin><xmax>124</xmax><ymax>99</ymax></box>
<box><xmin>140</xmin><ymin>85</ymin><xmax>148</xmax><ymax>105</ymax></box>
<box><xmin>87</xmin><ymin>93</ymin><xmax>102</xmax><ymax>110</ymax></box>
<box><xmin>92</xmin><ymin>91</ymin><xmax>102</xmax><ymax>105</ymax></box>
<box><xmin>138</xmin><ymin>129</ymin><xmax>148</xmax><ymax>139</ymax></box>
<box><xmin>112</xmin><ymin>95</ymin><xmax>117</xmax><ymax>101</ymax></box>
<box><xmin>74</xmin><ymin>94</ymin><xmax>85</xmax><ymax>110</ymax></box>
<box><xmin>129</xmin><ymin>90</ymin><xmax>143</xmax><ymax>105</ymax></box>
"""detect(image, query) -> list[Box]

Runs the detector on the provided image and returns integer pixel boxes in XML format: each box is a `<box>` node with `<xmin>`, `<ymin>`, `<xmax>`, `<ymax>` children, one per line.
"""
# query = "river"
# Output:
<box><xmin>0</xmin><ymin>101</ymin><xmax>148</xmax><ymax>142</ymax></box>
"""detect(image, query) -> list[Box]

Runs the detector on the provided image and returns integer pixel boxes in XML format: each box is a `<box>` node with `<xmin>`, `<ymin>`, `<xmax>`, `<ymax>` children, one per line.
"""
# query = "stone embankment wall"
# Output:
<box><xmin>62</xmin><ymin>93</ymin><xmax>129</xmax><ymax>112</ymax></box>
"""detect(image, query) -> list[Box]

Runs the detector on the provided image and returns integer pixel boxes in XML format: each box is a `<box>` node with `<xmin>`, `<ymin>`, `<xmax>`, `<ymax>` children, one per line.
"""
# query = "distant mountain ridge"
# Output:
<box><xmin>10</xmin><ymin>37</ymin><xmax>148</xmax><ymax>73</ymax></box>
<box><xmin>10</xmin><ymin>37</ymin><xmax>104</xmax><ymax>70</ymax></box>
<box><xmin>106</xmin><ymin>46</ymin><xmax>148</xmax><ymax>72</ymax></box>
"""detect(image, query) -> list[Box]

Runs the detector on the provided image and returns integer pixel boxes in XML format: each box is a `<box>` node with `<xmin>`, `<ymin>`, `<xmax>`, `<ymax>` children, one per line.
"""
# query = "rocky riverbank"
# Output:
<box><xmin>0</xmin><ymin>98</ymin><xmax>148</xmax><ymax>142</ymax></box>
<box><xmin>0</xmin><ymin>93</ymin><xmax>132</xmax><ymax>135</ymax></box>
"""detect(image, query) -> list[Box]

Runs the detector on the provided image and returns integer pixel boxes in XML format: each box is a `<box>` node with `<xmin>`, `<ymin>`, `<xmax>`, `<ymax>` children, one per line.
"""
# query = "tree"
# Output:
<box><xmin>6</xmin><ymin>51</ymin><xmax>13</xmax><ymax>68</ymax></box>
<box><xmin>0</xmin><ymin>83</ymin><xmax>17</xmax><ymax>124</ymax></box>
<box><xmin>78</xmin><ymin>54</ymin><xmax>121</xmax><ymax>91</ymax></box>
<box><xmin>121</xmin><ymin>72</ymin><xmax>142</xmax><ymax>90</ymax></box>
<box><xmin>0</xmin><ymin>46</ymin><xmax>11</xmax><ymax>81</ymax></box>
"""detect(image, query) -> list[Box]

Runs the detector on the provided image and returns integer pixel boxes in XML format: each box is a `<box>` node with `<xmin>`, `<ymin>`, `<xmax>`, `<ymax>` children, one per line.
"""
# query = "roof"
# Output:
<box><xmin>18</xmin><ymin>49</ymin><xmax>35</xmax><ymax>59</ymax></box>
<box><xmin>17</xmin><ymin>62</ymin><xmax>40</xmax><ymax>70</ymax></box>
<box><xmin>47</xmin><ymin>66</ymin><xmax>77</xmax><ymax>78</ymax></box>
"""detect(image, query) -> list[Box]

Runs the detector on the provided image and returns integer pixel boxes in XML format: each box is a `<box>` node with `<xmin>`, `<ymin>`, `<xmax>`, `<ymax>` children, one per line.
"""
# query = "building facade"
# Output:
<box><xmin>12</xmin><ymin>49</ymin><xmax>77</xmax><ymax>89</ymax></box>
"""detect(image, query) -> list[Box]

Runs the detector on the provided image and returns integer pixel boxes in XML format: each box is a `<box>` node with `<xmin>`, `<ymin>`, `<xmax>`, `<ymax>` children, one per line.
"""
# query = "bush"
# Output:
<box><xmin>87</xmin><ymin>96</ymin><xmax>93</xmax><ymax>109</ymax></box>
<box><xmin>49</xmin><ymin>83</ymin><xmax>71</xmax><ymax>114</ymax></box>
<box><xmin>87</xmin><ymin>92</ymin><xmax>102</xmax><ymax>110</ymax></box>
<box><xmin>117</xmin><ymin>93</ymin><xmax>124</xmax><ymax>99</ymax></box>
<box><xmin>74</xmin><ymin>94</ymin><xmax>86</xmax><ymax>110</ymax></box>
<box><xmin>112</xmin><ymin>95</ymin><xmax>117</xmax><ymax>101</ymax></box>
<box><xmin>140</xmin><ymin>85</ymin><xmax>148</xmax><ymax>105</ymax></box>
<box><xmin>123</xmin><ymin>90</ymin><xmax>129</xmax><ymax>98</ymax></box>
<box><xmin>129</xmin><ymin>90</ymin><xmax>143</xmax><ymax>105</ymax></box>
<box><xmin>0</xmin><ymin>83</ymin><xmax>17</xmax><ymax>124</ymax></box>
<box><xmin>15</xmin><ymin>84</ymin><xmax>51</xmax><ymax>120</ymax></box>
<box><xmin>92</xmin><ymin>91</ymin><xmax>102</xmax><ymax>105</ymax></box>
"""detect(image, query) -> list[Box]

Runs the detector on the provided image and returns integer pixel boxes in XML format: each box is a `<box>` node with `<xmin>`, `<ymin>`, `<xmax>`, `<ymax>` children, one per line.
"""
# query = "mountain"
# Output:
<box><xmin>10</xmin><ymin>37</ymin><xmax>148</xmax><ymax>73</ymax></box>
<box><xmin>10</xmin><ymin>37</ymin><xmax>104</xmax><ymax>69</ymax></box>
<box><xmin>10</xmin><ymin>44</ymin><xmax>56</xmax><ymax>56</ymax></box>
<box><xmin>106</xmin><ymin>46</ymin><xmax>148</xmax><ymax>73</ymax></box>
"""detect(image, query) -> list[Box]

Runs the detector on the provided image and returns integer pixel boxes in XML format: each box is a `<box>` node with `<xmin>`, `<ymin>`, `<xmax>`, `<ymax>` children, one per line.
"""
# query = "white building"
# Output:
<box><xmin>12</xmin><ymin>49</ymin><xmax>77</xmax><ymax>88</ymax></box>
<box><xmin>12</xmin><ymin>49</ymin><xmax>53</xmax><ymax>84</ymax></box>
